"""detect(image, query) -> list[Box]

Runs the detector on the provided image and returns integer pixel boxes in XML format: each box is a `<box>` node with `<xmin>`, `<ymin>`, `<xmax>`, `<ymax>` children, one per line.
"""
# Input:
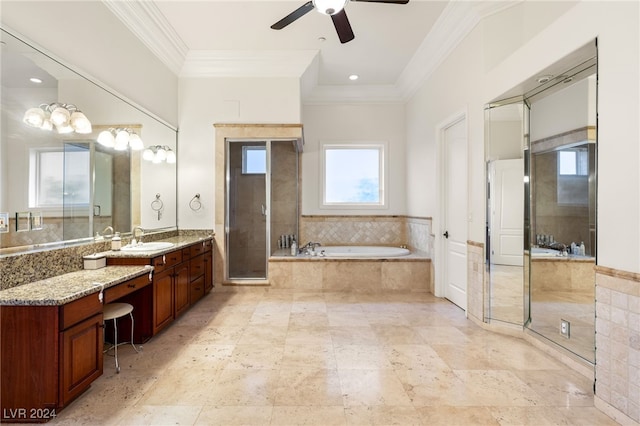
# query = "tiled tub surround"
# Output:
<box><xmin>0</xmin><ymin>230</ymin><xmax>213</xmax><ymax>290</ymax></box>
<box><xmin>594</xmin><ymin>267</ymin><xmax>640</xmax><ymax>424</ymax></box>
<box><xmin>300</xmin><ymin>215</ymin><xmax>432</xmax><ymax>255</ymax></box>
<box><xmin>269</xmin><ymin>252</ymin><xmax>431</xmax><ymax>292</ymax></box>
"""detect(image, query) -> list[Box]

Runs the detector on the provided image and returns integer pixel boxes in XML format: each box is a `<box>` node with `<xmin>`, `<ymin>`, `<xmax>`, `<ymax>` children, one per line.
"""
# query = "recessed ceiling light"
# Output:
<box><xmin>349</xmin><ymin>74</ymin><xmax>359</xmax><ymax>81</ymax></box>
<box><xmin>29</xmin><ymin>77</ymin><xmax>43</xmax><ymax>84</ymax></box>
<box><xmin>536</xmin><ymin>75</ymin><xmax>553</xmax><ymax>84</ymax></box>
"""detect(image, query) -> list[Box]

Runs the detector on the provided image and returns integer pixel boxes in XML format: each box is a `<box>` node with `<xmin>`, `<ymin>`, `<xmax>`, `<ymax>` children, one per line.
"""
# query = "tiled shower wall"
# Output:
<box><xmin>299</xmin><ymin>215</ymin><xmax>431</xmax><ymax>255</ymax></box>
<box><xmin>594</xmin><ymin>268</ymin><xmax>640</xmax><ymax>423</ymax></box>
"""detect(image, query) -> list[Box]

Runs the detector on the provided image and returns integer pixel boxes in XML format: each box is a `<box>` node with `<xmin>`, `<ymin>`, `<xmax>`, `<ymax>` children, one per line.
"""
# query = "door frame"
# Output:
<box><xmin>435</xmin><ymin>109</ymin><xmax>468</xmax><ymax>306</ymax></box>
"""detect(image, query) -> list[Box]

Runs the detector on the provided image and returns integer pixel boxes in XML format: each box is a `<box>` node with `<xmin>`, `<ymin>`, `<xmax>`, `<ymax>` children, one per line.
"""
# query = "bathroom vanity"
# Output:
<box><xmin>0</xmin><ymin>236</ymin><xmax>213</xmax><ymax>423</ymax></box>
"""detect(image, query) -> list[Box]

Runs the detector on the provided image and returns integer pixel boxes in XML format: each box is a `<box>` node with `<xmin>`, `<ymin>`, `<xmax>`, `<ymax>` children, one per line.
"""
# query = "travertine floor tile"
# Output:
<box><xmin>53</xmin><ymin>290</ymin><xmax>616</xmax><ymax>425</ymax></box>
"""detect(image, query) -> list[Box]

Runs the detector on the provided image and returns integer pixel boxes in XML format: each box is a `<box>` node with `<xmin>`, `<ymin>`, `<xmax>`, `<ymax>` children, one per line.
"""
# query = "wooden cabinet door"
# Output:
<box><xmin>59</xmin><ymin>313</ymin><xmax>103</xmax><ymax>407</ymax></box>
<box><xmin>174</xmin><ymin>263</ymin><xmax>190</xmax><ymax>318</ymax></box>
<box><xmin>204</xmin><ymin>251</ymin><xmax>213</xmax><ymax>293</ymax></box>
<box><xmin>153</xmin><ymin>268</ymin><xmax>174</xmax><ymax>334</ymax></box>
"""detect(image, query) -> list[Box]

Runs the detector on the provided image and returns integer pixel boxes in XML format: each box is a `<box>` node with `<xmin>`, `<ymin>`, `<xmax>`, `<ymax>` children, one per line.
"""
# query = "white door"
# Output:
<box><xmin>443</xmin><ymin>118</ymin><xmax>467</xmax><ymax>310</ymax></box>
<box><xmin>489</xmin><ymin>159</ymin><xmax>524</xmax><ymax>266</ymax></box>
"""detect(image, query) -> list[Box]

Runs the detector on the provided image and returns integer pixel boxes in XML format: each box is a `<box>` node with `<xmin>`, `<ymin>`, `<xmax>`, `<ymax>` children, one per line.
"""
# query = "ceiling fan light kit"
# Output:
<box><xmin>271</xmin><ymin>0</ymin><xmax>409</xmax><ymax>44</ymax></box>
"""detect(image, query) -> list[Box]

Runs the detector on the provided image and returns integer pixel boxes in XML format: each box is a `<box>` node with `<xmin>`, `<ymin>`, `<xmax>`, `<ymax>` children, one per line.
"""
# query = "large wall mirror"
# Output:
<box><xmin>485</xmin><ymin>41</ymin><xmax>597</xmax><ymax>363</ymax></box>
<box><xmin>0</xmin><ymin>28</ymin><xmax>177</xmax><ymax>254</ymax></box>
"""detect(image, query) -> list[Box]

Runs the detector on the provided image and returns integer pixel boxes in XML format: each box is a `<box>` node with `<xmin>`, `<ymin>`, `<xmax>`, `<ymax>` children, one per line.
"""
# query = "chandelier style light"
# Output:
<box><xmin>23</xmin><ymin>103</ymin><xmax>92</xmax><ymax>134</ymax></box>
<box><xmin>313</xmin><ymin>0</ymin><xmax>347</xmax><ymax>15</ymax></box>
<box><xmin>97</xmin><ymin>128</ymin><xmax>144</xmax><ymax>151</ymax></box>
<box><xmin>142</xmin><ymin>145</ymin><xmax>176</xmax><ymax>164</ymax></box>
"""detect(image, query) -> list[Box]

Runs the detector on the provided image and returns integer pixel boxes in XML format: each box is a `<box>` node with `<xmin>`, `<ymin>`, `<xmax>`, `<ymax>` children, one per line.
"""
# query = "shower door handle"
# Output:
<box><xmin>261</xmin><ymin>204</ymin><xmax>267</xmax><ymax>216</ymax></box>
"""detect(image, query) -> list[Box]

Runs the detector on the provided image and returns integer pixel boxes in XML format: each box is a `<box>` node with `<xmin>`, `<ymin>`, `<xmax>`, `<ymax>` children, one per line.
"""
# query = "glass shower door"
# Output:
<box><xmin>226</xmin><ymin>141</ymin><xmax>268</xmax><ymax>279</ymax></box>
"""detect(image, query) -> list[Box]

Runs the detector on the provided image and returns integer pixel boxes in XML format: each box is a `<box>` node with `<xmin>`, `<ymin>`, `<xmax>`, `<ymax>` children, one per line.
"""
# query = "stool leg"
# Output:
<box><xmin>129</xmin><ymin>311</ymin><xmax>140</xmax><ymax>353</ymax></box>
<box><xmin>113</xmin><ymin>318</ymin><xmax>120</xmax><ymax>373</ymax></box>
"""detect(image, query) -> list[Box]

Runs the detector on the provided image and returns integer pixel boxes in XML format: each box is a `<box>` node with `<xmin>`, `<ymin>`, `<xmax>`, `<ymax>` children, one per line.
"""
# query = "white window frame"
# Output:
<box><xmin>29</xmin><ymin>147</ymin><xmax>90</xmax><ymax>209</ymax></box>
<box><xmin>242</xmin><ymin>145</ymin><xmax>267</xmax><ymax>175</ymax></box>
<box><xmin>320</xmin><ymin>142</ymin><xmax>387</xmax><ymax>209</ymax></box>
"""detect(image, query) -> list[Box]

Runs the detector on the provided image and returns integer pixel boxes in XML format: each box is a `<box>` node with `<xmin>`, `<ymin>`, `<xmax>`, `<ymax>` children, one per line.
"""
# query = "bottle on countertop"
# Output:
<box><xmin>290</xmin><ymin>237</ymin><xmax>297</xmax><ymax>256</ymax></box>
<box><xmin>570</xmin><ymin>242</ymin><xmax>576</xmax><ymax>255</ymax></box>
<box><xmin>111</xmin><ymin>232</ymin><xmax>121</xmax><ymax>251</ymax></box>
<box><xmin>579</xmin><ymin>241</ymin><xmax>585</xmax><ymax>256</ymax></box>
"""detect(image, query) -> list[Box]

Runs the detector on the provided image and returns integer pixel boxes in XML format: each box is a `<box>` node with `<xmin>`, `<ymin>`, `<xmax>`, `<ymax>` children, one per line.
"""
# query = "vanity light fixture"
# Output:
<box><xmin>142</xmin><ymin>145</ymin><xmax>176</xmax><ymax>164</ymax></box>
<box><xmin>313</xmin><ymin>0</ymin><xmax>347</xmax><ymax>15</ymax></box>
<box><xmin>97</xmin><ymin>128</ymin><xmax>144</xmax><ymax>151</ymax></box>
<box><xmin>23</xmin><ymin>103</ymin><xmax>92</xmax><ymax>134</ymax></box>
<box><xmin>349</xmin><ymin>74</ymin><xmax>359</xmax><ymax>81</ymax></box>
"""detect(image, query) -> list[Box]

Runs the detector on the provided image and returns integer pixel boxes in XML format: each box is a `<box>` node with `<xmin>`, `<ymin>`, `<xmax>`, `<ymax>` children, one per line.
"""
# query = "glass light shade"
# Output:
<box><xmin>97</xmin><ymin>130</ymin><xmax>115</xmax><ymax>147</ymax></box>
<box><xmin>313</xmin><ymin>0</ymin><xmax>346</xmax><ymax>15</ymax></box>
<box><xmin>50</xmin><ymin>106</ymin><xmax>70</xmax><ymax>126</ymax></box>
<box><xmin>40</xmin><ymin>118</ymin><xmax>53</xmax><ymax>131</ymax></box>
<box><xmin>142</xmin><ymin>148</ymin><xmax>154</xmax><ymax>161</ymax></box>
<box><xmin>128</xmin><ymin>133</ymin><xmax>144</xmax><ymax>150</ymax></box>
<box><xmin>166</xmin><ymin>150</ymin><xmax>176</xmax><ymax>164</ymax></box>
<box><xmin>155</xmin><ymin>147</ymin><xmax>167</xmax><ymax>161</ymax></box>
<box><xmin>23</xmin><ymin>107</ymin><xmax>45</xmax><ymax>128</ymax></box>
<box><xmin>55</xmin><ymin>123</ymin><xmax>74</xmax><ymax>134</ymax></box>
<box><xmin>152</xmin><ymin>154</ymin><xmax>162</xmax><ymax>164</ymax></box>
<box><xmin>70</xmin><ymin>111</ymin><xmax>92</xmax><ymax>134</ymax></box>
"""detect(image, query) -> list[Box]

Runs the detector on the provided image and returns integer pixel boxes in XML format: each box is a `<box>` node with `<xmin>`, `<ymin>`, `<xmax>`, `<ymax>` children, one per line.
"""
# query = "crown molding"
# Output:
<box><xmin>103</xmin><ymin>0</ymin><xmax>521</xmax><ymax>103</ymax></box>
<box><xmin>396</xmin><ymin>0</ymin><xmax>521</xmax><ymax>101</ymax></box>
<box><xmin>180</xmin><ymin>50</ymin><xmax>318</xmax><ymax>78</ymax></box>
<box><xmin>102</xmin><ymin>0</ymin><xmax>188</xmax><ymax>75</ymax></box>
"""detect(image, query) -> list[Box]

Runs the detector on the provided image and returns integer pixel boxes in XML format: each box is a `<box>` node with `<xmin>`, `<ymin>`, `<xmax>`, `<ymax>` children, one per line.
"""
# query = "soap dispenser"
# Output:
<box><xmin>111</xmin><ymin>232</ymin><xmax>122</xmax><ymax>251</ymax></box>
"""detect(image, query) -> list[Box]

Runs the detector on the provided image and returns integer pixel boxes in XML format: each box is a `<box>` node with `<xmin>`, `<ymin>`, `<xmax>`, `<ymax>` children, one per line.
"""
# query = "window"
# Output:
<box><xmin>558</xmin><ymin>148</ymin><xmax>588</xmax><ymax>176</ymax></box>
<box><xmin>29</xmin><ymin>147</ymin><xmax>90</xmax><ymax>208</ymax></box>
<box><xmin>322</xmin><ymin>143</ymin><xmax>385</xmax><ymax>207</ymax></box>
<box><xmin>242</xmin><ymin>146</ymin><xmax>266</xmax><ymax>174</ymax></box>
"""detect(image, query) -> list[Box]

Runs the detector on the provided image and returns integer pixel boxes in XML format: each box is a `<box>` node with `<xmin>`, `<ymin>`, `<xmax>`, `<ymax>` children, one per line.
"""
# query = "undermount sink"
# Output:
<box><xmin>120</xmin><ymin>241</ymin><xmax>175</xmax><ymax>251</ymax></box>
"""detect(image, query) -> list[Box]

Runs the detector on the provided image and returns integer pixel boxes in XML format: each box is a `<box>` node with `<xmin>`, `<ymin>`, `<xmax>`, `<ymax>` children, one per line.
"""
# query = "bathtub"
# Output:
<box><xmin>314</xmin><ymin>245</ymin><xmax>411</xmax><ymax>258</ymax></box>
<box><xmin>531</xmin><ymin>247</ymin><xmax>563</xmax><ymax>257</ymax></box>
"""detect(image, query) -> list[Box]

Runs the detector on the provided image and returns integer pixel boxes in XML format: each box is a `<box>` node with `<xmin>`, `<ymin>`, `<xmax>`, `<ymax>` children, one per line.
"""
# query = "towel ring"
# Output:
<box><xmin>151</xmin><ymin>193</ymin><xmax>164</xmax><ymax>211</ymax></box>
<box><xmin>189</xmin><ymin>194</ymin><xmax>202</xmax><ymax>211</ymax></box>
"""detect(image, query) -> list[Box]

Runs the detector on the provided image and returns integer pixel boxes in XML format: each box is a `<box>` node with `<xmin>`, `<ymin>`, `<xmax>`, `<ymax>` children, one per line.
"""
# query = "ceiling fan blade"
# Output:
<box><xmin>271</xmin><ymin>1</ymin><xmax>315</xmax><ymax>30</ymax></box>
<box><xmin>351</xmin><ymin>0</ymin><xmax>409</xmax><ymax>3</ymax></box>
<box><xmin>331</xmin><ymin>9</ymin><xmax>355</xmax><ymax>44</ymax></box>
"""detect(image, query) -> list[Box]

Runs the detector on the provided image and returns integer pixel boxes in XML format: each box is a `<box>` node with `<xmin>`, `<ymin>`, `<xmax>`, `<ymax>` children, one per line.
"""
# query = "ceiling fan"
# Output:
<box><xmin>270</xmin><ymin>0</ymin><xmax>409</xmax><ymax>44</ymax></box>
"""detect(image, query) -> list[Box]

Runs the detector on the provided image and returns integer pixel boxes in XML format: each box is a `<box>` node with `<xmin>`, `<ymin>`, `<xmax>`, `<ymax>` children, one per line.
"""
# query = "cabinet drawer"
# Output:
<box><xmin>60</xmin><ymin>293</ymin><xmax>102</xmax><ymax>331</ymax></box>
<box><xmin>190</xmin><ymin>255</ymin><xmax>205</xmax><ymax>280</ymax></box>
<box><xmin>104</xmin><ymin>273</ymin><xmax>152</xmax><ymax>304</ymax></box>
<box><xmin>190</xmin><ymin>276</ymin><xmax>205</xmax><ymax>304</ymax></box>
<box><xmin>189</xmin><ymin>241</ymin><xmax>206</xmax><ymax>257</ymax></box>
<box><xmin>204</xmin><ymin>239</ymin><xmax>213</xmax><ymax>252</ymax></box>
<box><xmin>152</xmin><ymin>250</ymin><xmax>182</xmax><ymax>273</ymax></box>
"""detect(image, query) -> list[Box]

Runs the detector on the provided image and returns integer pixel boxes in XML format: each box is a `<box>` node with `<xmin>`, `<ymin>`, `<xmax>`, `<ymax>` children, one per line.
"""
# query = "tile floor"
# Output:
<box><xmin>51</xmin><ymin>290</ymin><xmax>618</xmax><ymax>425</ymax></box>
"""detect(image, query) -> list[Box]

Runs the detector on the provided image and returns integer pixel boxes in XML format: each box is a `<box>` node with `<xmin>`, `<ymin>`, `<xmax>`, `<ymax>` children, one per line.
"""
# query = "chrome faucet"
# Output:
<box><xmin>95</xmin><ymin>225</ymin><xmax>114</xmax><ymax>241</ymax></box>
<box><xmin>303</xmin><ymin>241</ymin><xmax>322</xmax><ymax>255</ymax></box>
<box><xmin>131</xmin><ymin>226</ymin><xmax>144</xmax><ymax>245</ymax></box>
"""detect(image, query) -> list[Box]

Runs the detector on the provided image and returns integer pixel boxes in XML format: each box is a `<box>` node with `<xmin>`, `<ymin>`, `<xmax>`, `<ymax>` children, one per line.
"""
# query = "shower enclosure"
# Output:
<box><xmin>225</xmin><ymin>139</ymin><xmax>300</xmax><ymax>281</ymax></box>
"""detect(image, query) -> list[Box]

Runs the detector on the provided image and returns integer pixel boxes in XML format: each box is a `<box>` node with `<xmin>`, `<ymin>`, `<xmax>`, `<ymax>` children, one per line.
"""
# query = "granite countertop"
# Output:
<box><xmin>103</xmin><ymin>235</ymin><xmax>213</xmax><ymax>258</ymax></box>
<box><xmin>0</xmin><ymin>265</ymin><xmax>154</xmax><ymax>306</ymax></box>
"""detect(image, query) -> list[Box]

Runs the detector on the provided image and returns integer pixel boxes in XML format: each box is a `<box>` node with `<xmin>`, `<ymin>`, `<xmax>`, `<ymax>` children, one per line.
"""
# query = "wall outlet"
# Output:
<box><xmin>560</xmin><ymin>319</ymin><xmax>570</xmax><ymax>338</ymax></box>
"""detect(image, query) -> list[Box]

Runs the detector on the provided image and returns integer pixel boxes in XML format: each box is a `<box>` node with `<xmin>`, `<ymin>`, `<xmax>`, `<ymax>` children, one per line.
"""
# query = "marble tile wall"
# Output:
<box><xmin>594</xmin><ymin>268</ymin><xmax>640</xmax><ymax>424</ymax></box>
<box><xmin>300</xmin><ymin>215</ymin><xmax>431</xmax><ymax>255</ymax></box>
<box><xmin>269</xmin><ymin>258</ymin><xmax>431</xmax><ymax>292</ymax></box>
<box><xmin>467</xmin><ymin>241</ymin><xmax>485</xmax><ymax>323</ymax></box>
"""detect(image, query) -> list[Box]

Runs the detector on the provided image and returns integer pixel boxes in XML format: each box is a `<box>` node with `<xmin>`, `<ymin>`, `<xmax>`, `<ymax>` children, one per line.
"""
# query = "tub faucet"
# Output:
<box><xmin>303</xmin><ymin>242</ymin><xmax>322</xmax><ymax>255</ymax></box>
<box><xmin>131</xmin><ymin>226</ymin><xmax>144</xmax><ymax>245</ymax></box>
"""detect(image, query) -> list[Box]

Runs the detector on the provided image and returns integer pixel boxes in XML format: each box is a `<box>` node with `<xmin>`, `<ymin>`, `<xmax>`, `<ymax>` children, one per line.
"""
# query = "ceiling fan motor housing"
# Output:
<box><xmin>313</xmin><ymin>0</ymin><xmax>348</xmax><ymax>15</ymax></box>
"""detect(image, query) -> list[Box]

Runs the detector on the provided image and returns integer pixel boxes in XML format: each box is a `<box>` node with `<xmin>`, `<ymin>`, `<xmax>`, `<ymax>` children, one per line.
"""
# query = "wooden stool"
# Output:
<box><xmin>103</xmin><ymin>303</ymin><xmax>139</xmax><ymax>373</ymax></box>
